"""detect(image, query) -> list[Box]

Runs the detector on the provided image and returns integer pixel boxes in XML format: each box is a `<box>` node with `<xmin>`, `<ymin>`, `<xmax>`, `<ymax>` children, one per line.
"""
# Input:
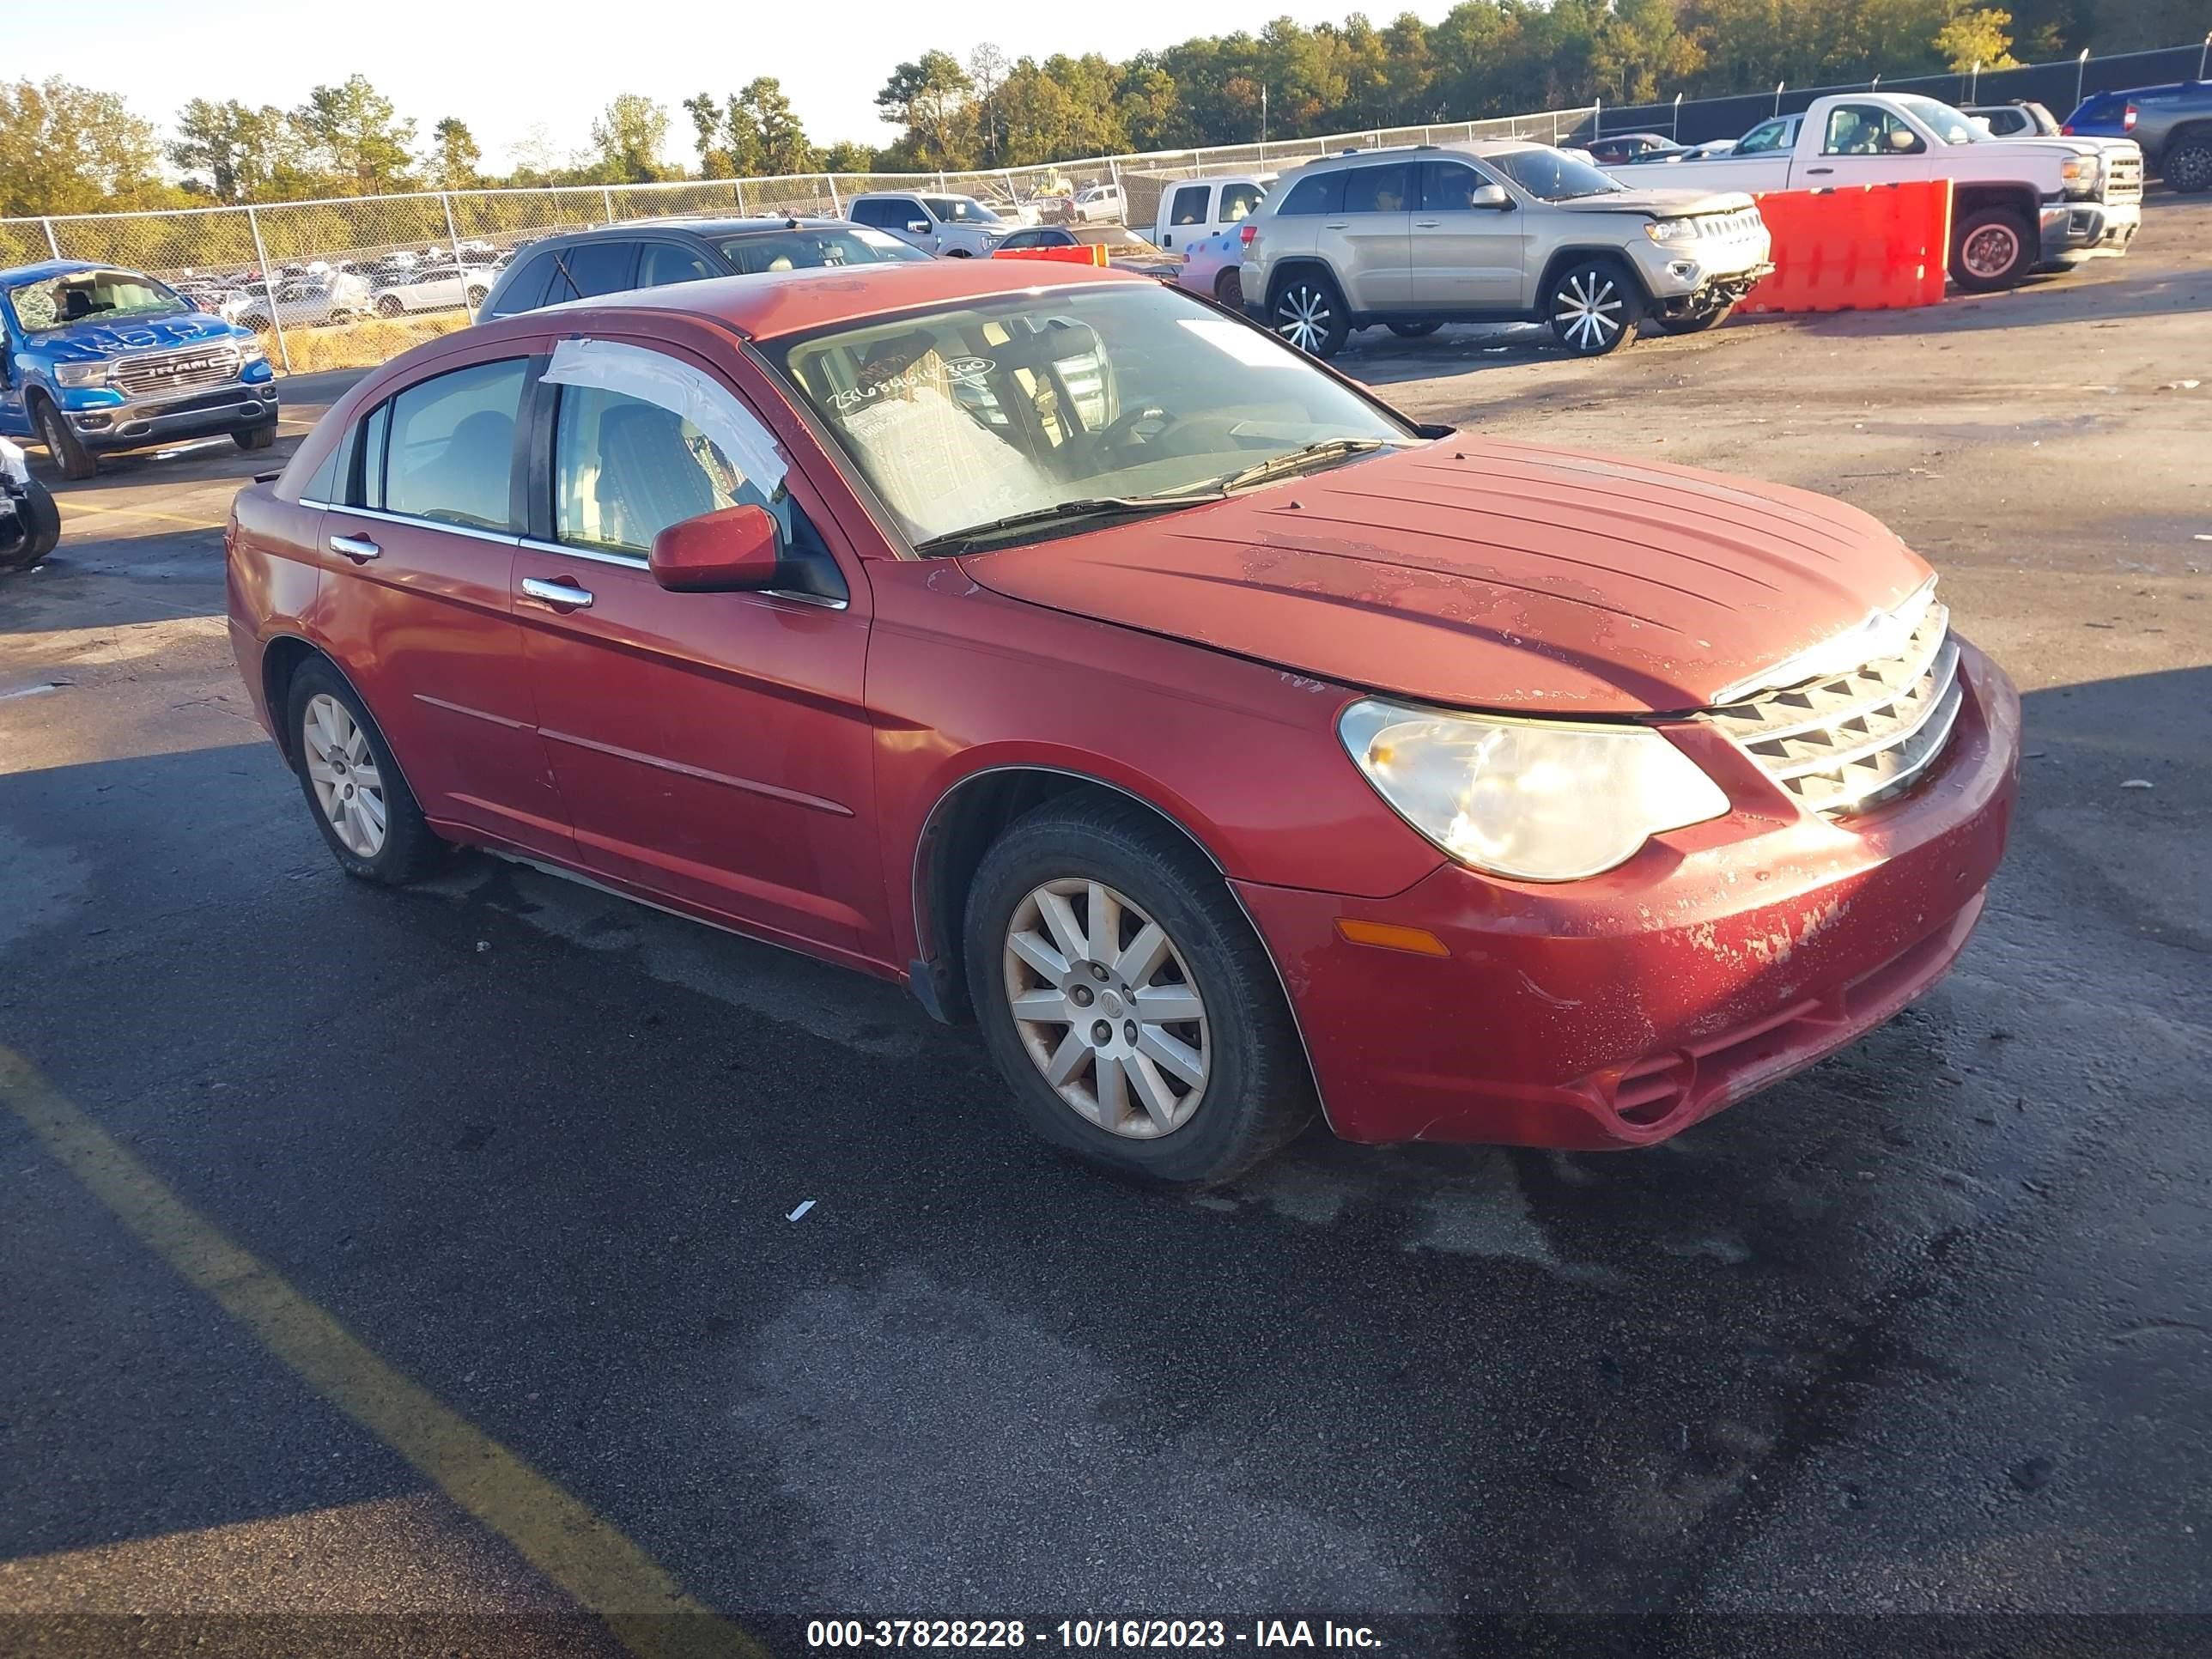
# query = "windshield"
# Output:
<box><xmin>719</xmin><ymin>228</ymin><xmax>926</xmax><ymax>274</ymax></box>
<box><xmin>7</xmin><ymin>269</ymin><xmax>191</xmax><ymax>333</ymax></box>
<box><xmin>1894</xmin><ymin>95</ymin><xmax>1982</xmax><ymax>144</ymax></box>
<box><xmin>1487</xmin><ymin>148</ymin><xmax>1624</xmax><ymax>202</ymax></box>
<box><xmin>769</xmin><ymin>283</ymin><xmax>1415</xmax><ymax>549</ymax></box>
<box><xmin>924</xmin><ymin>196</ymin><xmax>1003</xmax><ymax>226</ymax></box>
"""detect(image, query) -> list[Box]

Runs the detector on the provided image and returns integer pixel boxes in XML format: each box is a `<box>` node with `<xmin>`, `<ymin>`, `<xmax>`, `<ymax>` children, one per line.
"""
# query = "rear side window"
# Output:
<box><xmin>1220</xmin><ymin>182</ymin><xmax>1264</xmax><ymax>222</ymax></box>
<box><xmin>1170</xmin><ymin>184</ymin><xmax>1212</xmax><ymax>226</ymax></box>
<box><xmin>381</xmin><ymin>359</ymin><xmax>527</xmax><ymax>531</ymax></box>
<box><xmin>564</xmin><ymin>240</ymin><xmax>637</xmax><ymax>298</ymax></box>
<box><xmin>488</xmin><ymin>251</ymin><xmax>554</xmax><ymax>318</ymax></box>
<box><xmin>637</xmin><ymin>240</ymin><xmax>718</xmax><ymax>288</ymax></box>
<box><xmin>1275</xmin><ymin>170</ymin><xmax>1343</xmax><ymax>216</ymax></box>
<box><xmin>1341</xmin><ymin>164</ymin><xmax>1411</xmax><ymax>214</ymax></box>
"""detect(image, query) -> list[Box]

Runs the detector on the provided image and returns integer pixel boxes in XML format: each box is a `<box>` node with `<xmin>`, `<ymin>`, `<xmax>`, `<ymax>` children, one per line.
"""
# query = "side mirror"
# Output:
<box><xmin>907</xmin><ymin>220</ymin><xmax>931</xmax><ymax>234</ymax></box>
<box><xmin>1469</xmin><ymin>183</ymin><xmax>1512</xmax><ymax>210</ymax></box>
<box><xmin>649</xmin><ymin>502</ymin><xmax>781</xmax><ymax>593</ymax></box>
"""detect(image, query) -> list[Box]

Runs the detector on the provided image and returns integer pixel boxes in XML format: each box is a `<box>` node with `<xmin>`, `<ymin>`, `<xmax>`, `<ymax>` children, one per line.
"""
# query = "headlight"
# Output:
<box><xmin>238</xmin><ymin>338</ymin><xmax>266</xmax><ymax>364</ymax></box>
<box><xmin>1338</xmin><ymin>698</ymin><xmax>1730</xmax><ymax>882</ymax></box>
<box><xmin>2059</xmin><ymin>155</ymin><xmax>2101</xmax><ymax>191</ymax></box>
<box><xmin>52</xmin><ymin>362</ymin><xmax>108</xmax><ymax>387</ymax></box>
<box><xmin>1644</xmin><ymin>217</ymin><xmax>1701</xmax><ymax>246</ymax></box>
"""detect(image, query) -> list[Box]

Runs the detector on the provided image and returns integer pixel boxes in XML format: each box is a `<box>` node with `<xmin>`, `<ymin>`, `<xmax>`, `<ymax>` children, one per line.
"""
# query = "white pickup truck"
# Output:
<box><xmin>1644</xmin><ymin>92</ymin><xmax>2142</xmax><ymax>289</ymax></box>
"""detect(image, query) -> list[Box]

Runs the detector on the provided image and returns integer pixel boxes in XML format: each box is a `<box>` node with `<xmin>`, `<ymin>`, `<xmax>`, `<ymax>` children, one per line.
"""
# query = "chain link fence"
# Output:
<box><xmin>1</xmin><ymin>102</ymin><xmax>1592</xmax><ymax>376</ymax></box>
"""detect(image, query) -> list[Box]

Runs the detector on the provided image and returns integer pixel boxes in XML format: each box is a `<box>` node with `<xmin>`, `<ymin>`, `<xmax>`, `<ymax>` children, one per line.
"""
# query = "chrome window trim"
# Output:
<box><xmin>309</xmin><ymin>502</ymin><xmax>520</xmax><ymax>547</ymax></box>
<box><xmin>514</xmin><ymin>537</ymin><xmax>850</xmax><ymax>611</ymax></box>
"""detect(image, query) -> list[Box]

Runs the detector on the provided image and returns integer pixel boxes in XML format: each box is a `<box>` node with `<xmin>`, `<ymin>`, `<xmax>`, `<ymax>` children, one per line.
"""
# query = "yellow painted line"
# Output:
<box><xmin>53</xmin><ymin>501</ymin><xmax>225</xmax><ymax>532</ymax></box>
<box><xmin>0</xmin><ymin>1045</ymin><xmax>766</xmax><ymax>1659</ymax></box>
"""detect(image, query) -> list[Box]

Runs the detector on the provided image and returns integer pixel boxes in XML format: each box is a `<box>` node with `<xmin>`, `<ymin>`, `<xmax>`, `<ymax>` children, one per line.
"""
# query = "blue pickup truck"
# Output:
<box><xmin>0</xmin><ymin>260</ymin><xmax>280</xmax><ymax>480</ymax></box>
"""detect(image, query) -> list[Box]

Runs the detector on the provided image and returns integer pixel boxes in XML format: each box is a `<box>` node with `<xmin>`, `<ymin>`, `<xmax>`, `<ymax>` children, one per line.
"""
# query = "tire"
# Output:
<box><xmin>1650</xmin><ymin>303</ymin><xmax>1734</xmax><ymax>336</ymax></box>
<box><xmin>1268</xmin><ymin>269</ymin><xmax>1350</xmax><ymax>358</ymax></box>
<box><xmin>963</xmin><ymin>794</ymin><xmax>1316</xmax><ymax>1187</ymax></box>
<box><xmin>1545</xmin><ymin>258</ymin><xmax>1641</xmax><ymax>356</ymax></box>
<box><xmin>465</xmin><ymin>287</ymin><xmax>489</xmax><ymax>309</ymax></box>
<box><xmin>1949</xmin><ymin>206</ymin><xmax>2033</xmax><ymax>292</ymax></box>
<box><xmin>375</xmin><ymin>295</ymin><xmax>405</xmax><ymax>318</ymax></box>
<box><xmin>233</xmin><ymin>423</ymin><xmax>276</xmax><ymax>453</ymax></box>
<box><xmin>2164</xmin><ymin>137</ymin><xmax>2212</xmax><ymax>194</ymax></box>
<box><xmin>33</xmin><ymin>397</ymin><xmax>96</xmax><ymax>482</ymax></box>
<box><xmin>1387</xmin><ymin>319</ymin><xmax>1442</xmax><ymax>338</ymax></box>
<box><xmin>2</xmin><ymin>477</ymin><xmax>61</xmax><ymax>570</ymax></box>
<box><xmin>1212</xmin><ymin>267</ymin><xmax>1244</xmax><ymax>308</ymax></box>
<box><xmin>285</xmin><ymin>659</ymin><xmax>445</xmax><ymax>884</ymax></box>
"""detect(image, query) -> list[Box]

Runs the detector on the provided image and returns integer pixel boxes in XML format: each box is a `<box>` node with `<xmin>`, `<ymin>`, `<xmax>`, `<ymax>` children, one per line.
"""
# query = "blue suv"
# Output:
<box><xmin>0</xmin><ymin>261</ymin><xmax>280</xmax><ymax>479</ymax></box>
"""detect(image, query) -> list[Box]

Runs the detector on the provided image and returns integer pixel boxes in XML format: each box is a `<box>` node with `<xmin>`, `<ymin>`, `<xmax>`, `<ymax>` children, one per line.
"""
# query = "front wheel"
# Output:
<box><xmin>964</xmin><ymin>796</ymin><xmax>1316</xmax><ymax>1186</ymax></box>
<box><xmin>1212</xmin><ymin>267</ymin><xmax>1244</xmax><ymax>308</ymax></box>
<box><xmin>2</xmin><ymin>476</ymin><xmax>61</xmax><ymax>569</ymax></box>
<box><xmin>1650</xmin><ymin>303</ymin><xmax>1734</xmax><ymax>336</ymax></box>
<box><xmin>34</xmin><ymin>399</ymin><xmax>96</xmax><ymax>481</ymax></box>
<box><xmin>285</xmin><ymin>660</ymin><xmax>445</xmax><ymax>884</ymax></box>
<box><xmin>1546</xmin><ymin>259</ymin><xmax>1640</xmax><ymax>356</ymax></box>
<box><xmin>375</xmin><ymin>295</ymin><xmax>405</xmax><ymax>318</ymax></box>
<box><xmin>233</xmin><ymin>423</ymin><xmax>276</xmax><ymax>453</ymax></box>
<box><xmin>2164</xmin><ymin>138</ymin><xmax>2212</xmax><ymax>194</ymax></box>
<box><xmin>1269</xmin><ymin>270</ymin><xmax>1350</xmax><ymax>358</ymax></box>
<box><xmin>1950</xmin><ymin>207</ymin><xmax>2033</xmax><ymax>291</ymax></box>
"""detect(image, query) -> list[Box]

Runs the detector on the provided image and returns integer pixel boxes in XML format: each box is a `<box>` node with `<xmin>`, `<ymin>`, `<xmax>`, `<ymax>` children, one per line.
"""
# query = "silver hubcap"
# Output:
<box><xmin>1275</xmin><ymin>285</ymin><xmax>1332</xmax><ymax>353</ymax></box>
<box><xmin>1003</xmin><ymin>878</ymin><xmax>1211</xmax><ymax>1139</ymax></box>
<box><xmin>302</xmin><ymin>693</ymin><xmax>387</xmax><ymax>858</ymax></box>
<box><xmin>1554</xmin><ymin>270</ymin><xmax>1624</xmax><ymax>350</ymax></box>
<box><xmin>1963</xmin><ymin>224</ymin><xmax>2020</xmax><ymax>279</ymax></box>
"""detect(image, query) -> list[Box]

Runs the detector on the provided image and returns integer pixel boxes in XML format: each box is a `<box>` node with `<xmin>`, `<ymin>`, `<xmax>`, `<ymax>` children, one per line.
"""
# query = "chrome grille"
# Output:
<box><xmin>1696</xmin><ymin>207</ymin><xmax>1767</xmax><ymax>242</ymax></box>
<box><xmin>2104</xmin><ymin>152</ymin><xmax>2142</xmax><ymax>204</ymax></box>
<box><xmin>1705</xmin><ymin>598</ymin><xmax>1961</xmax><ymax>817</ymax></box>
<box><xmin>111</xmin><ymin>344</ymin><xmax>243</xmax><ymax>400</ymax></box>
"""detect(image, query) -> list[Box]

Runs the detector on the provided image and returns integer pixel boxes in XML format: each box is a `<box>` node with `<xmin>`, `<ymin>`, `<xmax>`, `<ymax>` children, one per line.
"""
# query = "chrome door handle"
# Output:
<box><xmin>1413</xmin><ymin>220</ymin><xmax>1440</xmax><ymax>228</ymax></box>
<box><xmin>328</xmin><ymin>533</ymin><xmax>380</xmax><ymax>562</ymax></box>
<box><xmin>521</xmin><ymin>576</ymin><xmax>592</xmax><ymax>610</ymax></box>
<box><xmin>1323</xmin><ymin>221</ymin><xmax>1350</xmax><ymax>229</ymax></box>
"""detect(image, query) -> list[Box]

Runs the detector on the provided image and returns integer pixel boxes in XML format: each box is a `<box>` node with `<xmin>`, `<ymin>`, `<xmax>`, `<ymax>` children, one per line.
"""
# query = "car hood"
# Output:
<box><xmin>957</xmin><ymin>439</ymin><xmax>1934</xmax><ymax>716</ymax></box>
<box><xmin>35</xmin><ymin>308</ymin><xmax>250</xmax><ymax>359</ymax></box>
<box><xmin>1553</xmin><ymin>186</ymin><xmax>1756</xmax><ymax>216</ymax></box>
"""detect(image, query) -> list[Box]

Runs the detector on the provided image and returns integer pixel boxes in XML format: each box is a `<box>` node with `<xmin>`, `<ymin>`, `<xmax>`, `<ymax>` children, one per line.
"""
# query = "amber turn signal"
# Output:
<box><xmin>1334</xmin><ymin>919</ymin><xmax>1450</xmax><ymax>957</ymax></box>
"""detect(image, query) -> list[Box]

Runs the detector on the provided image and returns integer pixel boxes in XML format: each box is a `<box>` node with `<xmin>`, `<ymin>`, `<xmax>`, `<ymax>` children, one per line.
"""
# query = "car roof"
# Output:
<box><xmin>532</xmin><ymin>258</ymin><xmax>1146</xmax><ymax>341</ymax></box>
<box><xmin>531</xmin><ymin>217</ymin><xmax>848</xmax><ymax>247</ymax></box>
<box><xmin>1291</xmin><ymin>137</ymin><xmax>1547</xmax><ymax>173</ymax></box>
<box><xmin>0</xmin><ymin>259</ymin><xmax>118</xmax><ymax>284</ymax></box>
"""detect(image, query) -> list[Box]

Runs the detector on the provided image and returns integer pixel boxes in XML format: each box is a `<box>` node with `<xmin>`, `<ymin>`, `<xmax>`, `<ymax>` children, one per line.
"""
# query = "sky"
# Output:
<box><xmin>21</xmin><ymin>0</ymin><xmax>1455</xmax><ymax>174</ymax></box>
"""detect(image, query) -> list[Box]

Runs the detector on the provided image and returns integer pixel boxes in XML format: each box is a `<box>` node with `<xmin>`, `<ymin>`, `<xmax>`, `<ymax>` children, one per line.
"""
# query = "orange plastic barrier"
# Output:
<box><xmin>990</xmin><ymin>242</ymin><xmax>1109</xmax><ymax>266</ymax></box>
<box><xmin>1740</xmin><ymin>179</ymin><xmax>1952</xmax><ymax>314</ymax></box>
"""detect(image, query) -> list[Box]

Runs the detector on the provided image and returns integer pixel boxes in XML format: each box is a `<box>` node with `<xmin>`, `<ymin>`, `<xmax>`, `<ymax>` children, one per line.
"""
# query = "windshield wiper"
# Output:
<box><xmin>1207</xmin><ymin>436</ymin><xmax>1405</xmax><ymax>495</ymax></box>
<box><xmin>913</xmin><ymin>492</ymin><xmax>1224</xmax><ymax>555</ymax></box>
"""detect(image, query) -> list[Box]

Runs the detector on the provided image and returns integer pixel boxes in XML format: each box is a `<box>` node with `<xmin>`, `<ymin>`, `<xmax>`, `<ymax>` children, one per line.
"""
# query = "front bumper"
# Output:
<box><xmin>1234</xmin><ymin>640</ymin><xmax>2021</xmax><ymax>1151</ymax></box>
<box><xmin>1632</xmin><ymin>232</ymin><xmax>1775</xmax><ymax>301</ymax></box>
<box><xmin>2040</xmin><ymin>198</ymin><xmax>2141</xmax><ymax>264</ymax></box>
<box><xmin>68</xmin><ymin>384</ymin><xmax>278</xmax><ymax>452</ymax></box>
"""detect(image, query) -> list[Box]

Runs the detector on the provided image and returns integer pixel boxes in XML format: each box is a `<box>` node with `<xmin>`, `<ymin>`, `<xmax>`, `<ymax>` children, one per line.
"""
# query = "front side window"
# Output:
<box><xmin>1341</xmin><ymin>165</ymin><xmax>1411</xmax><ymax>214</ymax></box>
<box><xmin>1824</xmin><ymin>104</ymin><xmax>1927</xmax><ymax>155</ymax></box>
<box><xmin>1419</xmin><ymin>161</ymin><xmax>1495</xmax><ymax>212</ymax></box>
<box><xmin>770</xmin><ymin>283</ymin><xmax>1413</xmax><ymax>550</ymax></box>
<box><xmin>554</xmin><ymin>382</ymin><xmax>777</xmax><ymax>555</ymax></box>
<box><xmin>1170</xmin><ymin>184</ymin><xmax>1212</xmax><ymax>226</ymax></box>
<box><xmin>923</xmin><ymin>196</ymin><xmax>1001</xmax><ymax>226</ymax></box>
<box><xmin>381</xmin><ymin>358</ymin><xmax>527</xmax><ymax>531</ymax></box>
<box><xmin>637</xmin><ymin>241</ymin><xmax>718</xmax><ymax>288</ymax></box>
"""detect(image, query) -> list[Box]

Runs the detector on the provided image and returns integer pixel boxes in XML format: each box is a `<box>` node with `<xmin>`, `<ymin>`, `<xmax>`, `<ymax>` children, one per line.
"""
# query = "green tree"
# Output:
<box><xmin>294</xmin><ymin>75</ymin><xmax>416</xmax><ymax>194</ymax></box>
<box><xmin>0</xmin><ymin>77</ymin><xmax>176</xmax><ymax>216</ymax></box>
<box><xmin>742</xmin><ymin>78</ymin><xmax>815</xmax><ymax>173</ymax></box>
<box><xmin>876</xmin><ymin>50</ymin><xmax>975</xmax><ymax>168</ymax></box>
<box><xmin>167</xmin><ymin>98</ymin><xmax>296</xmax><ymax>203</ymax></box>
<box><xmin>590</xmin><ymin>93</ymin><xmax>672</xmax><ymax>182</ymax></box>
<box><xmin>428</xmin><ymin>116</ymin><xmax>481</xmax><ymax>191</ymax></box>
<box><xmin>1935</xmin><ymin>5</ymin><xmax>2020</xmax><ymax>70</ymax></box>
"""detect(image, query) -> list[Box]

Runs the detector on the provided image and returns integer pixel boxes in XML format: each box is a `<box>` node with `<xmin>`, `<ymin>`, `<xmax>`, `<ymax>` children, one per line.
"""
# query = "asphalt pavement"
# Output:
<box><xmin>2</xmin><ymin>204</ymin><xmax>2208</xmax><ymax>1657</ymax></box>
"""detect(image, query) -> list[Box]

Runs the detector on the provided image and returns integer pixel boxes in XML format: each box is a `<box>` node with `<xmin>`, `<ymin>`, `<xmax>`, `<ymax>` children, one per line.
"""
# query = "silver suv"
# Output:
<box><xmin>1238</xmin><ymin>140</ymin><xmax>1774</xmax><ymax>357</ymax></box>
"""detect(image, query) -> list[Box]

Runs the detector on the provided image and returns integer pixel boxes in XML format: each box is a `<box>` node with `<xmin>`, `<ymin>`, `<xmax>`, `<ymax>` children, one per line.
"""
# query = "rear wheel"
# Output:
<box><xmin>964</xmin><ymin>796</ymin><xmax>1316</xmax><ymax>1186</ymax></box>
<box><xmin>375</xmin><ymin>295</ymin><xmax>405</xmax><ymax>318</ymax></box>
<box><xmin>1269</xmin><ymin>270</ymin><xmax>1350</xmax><ymax>358</ymax></box>
<box><xmin>285</xmin><ymin>660</ymin><xmax>445</xmax><ymax>884</ymax></box>
<box><xmin>1212</xmin><ymin>267</ymin><xmax>1244</xmax><ymax>307</ymax></box>
<box><xmin>1387</xmin><ymin>319</ymin><xmax>1442</xmax><ymax>338</ymax></box>
<box><xmin>1949</xmin><ymin>207</ymin><xmax>2033</xmax><ymax>291</ymax></box>
<box><xmin>1545</xmin><ymin>258</ymin><xmax>1641</xmax><ymax>356</ymax></box>
<box><xmin>33</xmin><ymin>398</ymin><xmax>96</xmax><ymax>482</ymax></box>
<box><xmin>2165</xmin><ymin>137</ymin><xmax>2212</xmax><ymax>194</ymax></box>
<box><xmin>1650</xmin><ymin>303</ymin><xmax>1734</xmax><ymax>336</ymax></box>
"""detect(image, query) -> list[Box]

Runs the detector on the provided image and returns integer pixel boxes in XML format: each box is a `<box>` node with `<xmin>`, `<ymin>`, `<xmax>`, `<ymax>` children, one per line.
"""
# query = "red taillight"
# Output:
<box><xmin>2061</xmin><ymin>122</ymin><xmax>2075</xmax><ymax>134</ymax></box>
<box><xmin>1239</xmin><ymin>222</ymin><xmax>1257</xmax><ymax>248</ymax></box>
<box><xmin>2124</xmin><ymin>103</ymin><xmax>2138</xmax><ymax>131</ymax></box>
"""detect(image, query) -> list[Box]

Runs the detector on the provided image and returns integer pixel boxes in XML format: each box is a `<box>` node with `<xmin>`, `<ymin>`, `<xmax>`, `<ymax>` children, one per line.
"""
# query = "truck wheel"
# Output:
<box><xmin>2165</xmin><ymin>138</ymin><xmax>2212</xmax><ymax>194</ymax></box>
<box><xmin>1387</xmin><ymin>320</ymin><xmax>1442</xmax><ymax>338</ymax></box>
<box><xmin>1546</xmin><ymin>258</ymin><xmax>1641</xmax><ymax>356</ymax></box>
<box><xmin>33</xmin><ymin>398</ymin><xmax>96</xmax><ymax>482</ymax></box>
<box><xmin>2</xmin><ymin>476</ymin><xmax>61</xmax><ymax>569</ymax></box>
<box><xmin>1212</xmin><ymin>268</ymin><xmax>1244</xmax><ymax>308</ymax></box>
<box><xmin>1269</xmin><ymin>270</ymin><xmax>1350</xmax><ymax>358</ymax></box>
<box><xmin>1950</xmin><ymin>207</ymin><xmax>2033</xmax><ymax>291</ymax></box>
<box><xmin>234</xmin><ymin>423</ymin><xmax>276</xmax><ymax>453</ymax></box>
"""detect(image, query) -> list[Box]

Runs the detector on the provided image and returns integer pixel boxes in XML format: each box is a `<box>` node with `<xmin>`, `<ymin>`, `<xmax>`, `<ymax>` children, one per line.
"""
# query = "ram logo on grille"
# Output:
<box><xmin>113</xmin><ymin>346</ymin><xmax>244</xmax><ymax>399</ymax></box>
<box><xmin>1705</xmin><ymin>590</ymin><xmax>1961</xmax><ymax>817</ymax></box>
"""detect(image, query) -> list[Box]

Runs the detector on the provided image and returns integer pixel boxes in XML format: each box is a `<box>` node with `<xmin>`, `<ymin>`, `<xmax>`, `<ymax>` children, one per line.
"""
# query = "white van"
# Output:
<box><xmin>1147</xmin><ymin>175</ymin><xmax>1269</xmax><ymax>252</ymax></box>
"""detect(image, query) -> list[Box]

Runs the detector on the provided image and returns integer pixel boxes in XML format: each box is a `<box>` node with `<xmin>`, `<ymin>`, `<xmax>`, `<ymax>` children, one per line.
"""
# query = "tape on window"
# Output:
<box><xmin>543</xmin><ymin>337</ymin><xmax>787</xmax><ymax>498</ymax></box>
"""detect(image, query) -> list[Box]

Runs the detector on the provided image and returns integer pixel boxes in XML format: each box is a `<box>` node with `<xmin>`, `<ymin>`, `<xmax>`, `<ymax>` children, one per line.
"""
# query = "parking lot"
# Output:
<box><xmin>2</xmin><ymin>193</ymin><xmax>2208</xmax><ymax>1656</ymax></box>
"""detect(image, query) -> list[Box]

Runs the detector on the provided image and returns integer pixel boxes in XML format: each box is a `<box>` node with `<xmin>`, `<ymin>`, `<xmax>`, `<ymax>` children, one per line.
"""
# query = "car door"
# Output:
<box><xmin>1802</xmin><ymin>102</ymin><xmax>1936</xmax><ymax>188</ymax></box>
<box><xmin>508</xmin><ymin>332</ymin><xmax>886</xmax><ymax>963</ymax></box>
<box><xmin>1326</xmin><ymin>163</ymin><xmax>1414</xmax><ymax>310</ymax></box>
<box><xmin>311</xmin><ymin>348</ymin><xmax>574</xmax><ymax>858</ymax></box>
<box><xmin>1408</xmin><ymin>158</ymin><xmax>1526</xmax><ymax>310</ymax></box>
<box><xmin>879</xmin><ymin>198</ymin><xmax>937</xmax><ymax>254</ymax></box>
<box><xmin>1160</xmin><ymin>181</ymin><xmax>1213</xmax><ymax>252</ymax></box>
<box><xmin>0</xmin><ymin>310</ymin><xmax>31</xmax><ymax>440</ymax></box>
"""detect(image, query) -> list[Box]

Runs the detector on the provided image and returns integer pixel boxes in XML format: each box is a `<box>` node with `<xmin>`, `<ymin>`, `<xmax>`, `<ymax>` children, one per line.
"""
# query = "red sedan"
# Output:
<box><xmin>227</xmin><ymin>260</ymin><xmax>2018</xmax><ymax>1185</ymax></box>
